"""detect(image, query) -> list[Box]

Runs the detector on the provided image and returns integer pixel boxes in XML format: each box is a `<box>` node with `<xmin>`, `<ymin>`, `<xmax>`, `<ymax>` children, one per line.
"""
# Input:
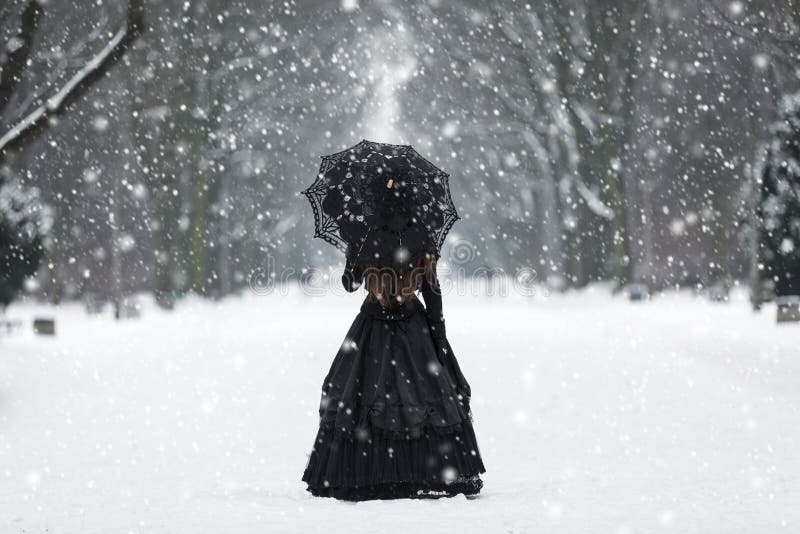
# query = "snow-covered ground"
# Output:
<box><xmin>1</xmin><ymin>286</ymin><xmax>798</xmax><ymax>533</ymax></box>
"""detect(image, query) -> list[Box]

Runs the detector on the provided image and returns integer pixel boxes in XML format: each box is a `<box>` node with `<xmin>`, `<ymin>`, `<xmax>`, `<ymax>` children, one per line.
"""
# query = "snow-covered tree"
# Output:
<box><xmin>0</xmin><ymin>0</ymin><xmax>143</xmax><ymax>154</ymax></box>
<box><xmin>0</xmin><ymin>173</ymin><xmax>51</xmax><ymax>308</ymax></box>
<box><xmin>758</xmin><ymin>92</ymin><xmax>800</xmax><ymax>297</ymax></box>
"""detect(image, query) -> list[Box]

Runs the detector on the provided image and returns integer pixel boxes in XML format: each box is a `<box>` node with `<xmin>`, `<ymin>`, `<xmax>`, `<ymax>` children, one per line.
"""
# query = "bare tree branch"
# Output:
<box><xmin>0</xmin><ymin>0</ymin><xmax>144</xmax><ymax>155</ymax></box>
<box><xmin>0</xmin><ymin>26</ymin><xmax>126</xmax><ymax>151</ymax></box>
<box><xmin>699</xmin><ymin>1</ymin><xmax>800</xmax><ymax>67</ymax></box>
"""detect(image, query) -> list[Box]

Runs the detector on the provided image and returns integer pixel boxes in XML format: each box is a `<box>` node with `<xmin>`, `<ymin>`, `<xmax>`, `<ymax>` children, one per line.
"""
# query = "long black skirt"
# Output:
<box><xmin>301</xmin><ymin>297</ymin><xmax>486</xmax><ymax>501</ymax></box>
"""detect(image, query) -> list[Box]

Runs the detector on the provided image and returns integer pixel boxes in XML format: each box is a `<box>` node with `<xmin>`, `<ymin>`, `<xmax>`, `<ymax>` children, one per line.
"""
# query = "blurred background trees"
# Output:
<box><xmin>757</xmin><ymin>94</ymin><xmax>800</xmax><ymax>298</ymax></box>
<box><xmin>0</xmin><ymin>0</ymin><xmax>798</xmax><ymax>307</ymax></box>
<box><xmin>0</xmin><ymin>171</ymin><xmax>50</xmax><ymax>310</ymax></box>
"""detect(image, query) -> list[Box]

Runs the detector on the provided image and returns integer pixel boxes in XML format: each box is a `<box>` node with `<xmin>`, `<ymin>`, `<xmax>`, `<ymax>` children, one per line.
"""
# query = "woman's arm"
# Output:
<box><xmin>420</xmin><ymin>268</ymin><xmax>446</xmax><ymax>340</ymax></box>
<box><xmin>342</xmin><ymin>256</ymin><xmax>362</xmax><ymax>292</ymax></box>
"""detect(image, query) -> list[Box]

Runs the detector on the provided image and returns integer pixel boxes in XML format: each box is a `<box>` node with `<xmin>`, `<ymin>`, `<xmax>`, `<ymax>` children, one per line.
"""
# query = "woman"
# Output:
<box><xmin>301</xmin><ymin>251</ymin><xmax>486</xmax><ymax>500</ymax></box>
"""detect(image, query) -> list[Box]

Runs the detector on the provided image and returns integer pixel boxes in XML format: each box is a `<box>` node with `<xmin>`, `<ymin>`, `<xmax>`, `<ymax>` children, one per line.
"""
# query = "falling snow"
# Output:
<box><xmin>1</xmin><ymin>0</ymin><xmax>800</xmax><ymax>531</ymax></box>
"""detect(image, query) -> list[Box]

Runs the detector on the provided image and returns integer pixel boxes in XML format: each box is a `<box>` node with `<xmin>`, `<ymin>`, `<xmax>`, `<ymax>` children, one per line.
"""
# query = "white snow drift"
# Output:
<box><xmin>1</xmin><ymin>286</ymin><xmax>798</xmax><ymax>533</ymax></box>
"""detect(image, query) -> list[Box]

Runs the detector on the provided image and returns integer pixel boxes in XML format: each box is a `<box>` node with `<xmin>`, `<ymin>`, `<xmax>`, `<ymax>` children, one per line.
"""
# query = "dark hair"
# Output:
<box><xmin>364</xmin><ymin>254</ymin><xmax>436</xmax><ymax>307</ymax></box>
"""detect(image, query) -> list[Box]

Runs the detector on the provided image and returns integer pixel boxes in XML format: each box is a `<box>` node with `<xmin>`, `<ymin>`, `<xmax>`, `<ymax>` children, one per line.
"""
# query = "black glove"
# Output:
<box><xmin>341</xmin><ymin>259</ymin><xmax>362</xmax><ymax>292</ymax></box>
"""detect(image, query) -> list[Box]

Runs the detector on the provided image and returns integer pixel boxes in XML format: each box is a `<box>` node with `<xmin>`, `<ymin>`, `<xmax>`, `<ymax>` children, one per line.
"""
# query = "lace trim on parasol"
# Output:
<box><xmin>433</xmin><ymin>172</ymin><xmax>460</xmax><ymax>252</ymax></box>
<box><xmin>301</xmin><ymin>178</ymin><xmax>348</xmax><ymax>252</ymax></box>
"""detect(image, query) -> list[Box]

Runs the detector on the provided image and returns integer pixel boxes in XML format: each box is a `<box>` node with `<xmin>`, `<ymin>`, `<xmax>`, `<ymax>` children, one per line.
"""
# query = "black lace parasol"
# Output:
<box><xmin>301</xmin><ymin>139</ymin><xmax>459</xmax><ymax>270</ymax></box>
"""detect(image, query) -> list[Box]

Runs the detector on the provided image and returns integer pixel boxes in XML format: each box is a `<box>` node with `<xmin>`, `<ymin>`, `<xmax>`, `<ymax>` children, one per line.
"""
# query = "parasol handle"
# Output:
<box><xmin>353</xmin><ymin>223</ymin><xmax>375</xmax><ymax>262</ymax></box>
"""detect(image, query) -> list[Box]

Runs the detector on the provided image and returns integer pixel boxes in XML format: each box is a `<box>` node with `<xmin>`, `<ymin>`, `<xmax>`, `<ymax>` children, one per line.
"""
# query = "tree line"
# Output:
<box><xmin>1</xmin><ymin>0</ymin><xmax>799</xmax><ymax>310</ymax></box>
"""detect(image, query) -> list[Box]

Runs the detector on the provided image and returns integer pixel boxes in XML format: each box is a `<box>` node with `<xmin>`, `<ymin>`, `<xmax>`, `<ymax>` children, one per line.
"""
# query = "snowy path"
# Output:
<box><xmin>1</xmin><ymin>288</ymin><xmax>798</xmax><ymax>533</ymax></box>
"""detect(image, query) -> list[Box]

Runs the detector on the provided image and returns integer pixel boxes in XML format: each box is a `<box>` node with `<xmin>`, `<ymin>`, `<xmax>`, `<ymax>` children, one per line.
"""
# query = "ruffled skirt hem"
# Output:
<box><xmin>302</xmin><ymin>420</ymin><xmax>486</xmax><ymax>500</ymax></box>
<box><xmin>306</xmin><ymin>476</ymin><xmax>484</xmax><ymax>501</ymax></box>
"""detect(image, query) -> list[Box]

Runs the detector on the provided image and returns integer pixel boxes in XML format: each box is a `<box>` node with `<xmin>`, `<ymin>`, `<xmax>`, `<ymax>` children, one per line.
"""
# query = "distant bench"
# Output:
<box><xmin>0</xmin><ymin>318</ymin><xmax>56</xmax><ymax>336</ymax></box>
<box><xmin>776</xmin><ymin>296</ymin><xmax>800</xmax><ymax>324</ymax></box>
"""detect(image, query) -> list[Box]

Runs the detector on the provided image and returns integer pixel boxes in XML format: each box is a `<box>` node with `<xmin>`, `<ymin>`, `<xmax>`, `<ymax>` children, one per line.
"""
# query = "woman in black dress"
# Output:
<box><xmin>301</xmin><ymin>252</ymin><xmax>486</xmax><ymax>500</ymax></box>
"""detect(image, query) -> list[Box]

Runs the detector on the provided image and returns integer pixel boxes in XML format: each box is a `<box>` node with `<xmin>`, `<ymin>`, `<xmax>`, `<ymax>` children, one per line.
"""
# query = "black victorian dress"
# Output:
<box><xmin>301</xmin><ymin>271</ymin><xmax>486</xmax><ymax>500</ymax></box>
